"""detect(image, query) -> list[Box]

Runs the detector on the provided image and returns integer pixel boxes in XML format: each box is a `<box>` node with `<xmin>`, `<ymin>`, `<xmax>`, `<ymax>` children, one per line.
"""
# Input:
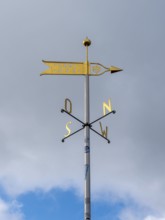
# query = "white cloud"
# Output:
<box><xmin>0</xmin><ymin>199</ymin><xmax>24</xmax><ymax>220</ymax></box>
<box><xmin>119</xmin><ymin>208</ymin><xmax>165</xmax><ymax>220</ymax></box>
<box><xmin>144</xmin><ymin>216</ymin><xmax>165</xmax><ymax>220</ymax></box>
<box><xmin>119</xmin><ymin>208</ymin><xmax>141</xmax><ymax>220</ymax></box>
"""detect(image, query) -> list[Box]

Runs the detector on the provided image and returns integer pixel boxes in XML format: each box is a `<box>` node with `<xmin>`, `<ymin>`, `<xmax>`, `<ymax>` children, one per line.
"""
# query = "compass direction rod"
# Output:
<box><xmin>83</xmin><ymin>37</ymin><xmax>91</xmax><ymax>220</ymax></box>
<box><xmin>61</xmin><ymin>109</ymin><xmax>85</xmax><ymax>125</ymax></box>
<box><xmin>61</xmin><ymin>126</ymin><xmax>84</xmax><ymax>142</ymax></box>
<box><xmin>90</xmin><ymin>127</ymin><xmax>110</xmax><ymax>144</ymax></box>
<box><xmin>90</xmin><ymin>110</ymin><xmax>116</xmax><ymax>125</ymax></box>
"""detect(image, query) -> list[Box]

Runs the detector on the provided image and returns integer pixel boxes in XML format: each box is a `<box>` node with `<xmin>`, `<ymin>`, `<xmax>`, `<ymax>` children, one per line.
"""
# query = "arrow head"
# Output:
<box><xmin>110</xmin><ymin>66</ymin><xmax>123</xmax><ymax>74</ymax></box>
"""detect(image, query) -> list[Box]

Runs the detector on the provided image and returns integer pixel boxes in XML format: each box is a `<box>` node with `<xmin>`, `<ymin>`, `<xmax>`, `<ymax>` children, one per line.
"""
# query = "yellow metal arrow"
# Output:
<box><xmin>41</xmin><ymin>61</ymin><xmax>122</xmax><ymax>76</ymax></box>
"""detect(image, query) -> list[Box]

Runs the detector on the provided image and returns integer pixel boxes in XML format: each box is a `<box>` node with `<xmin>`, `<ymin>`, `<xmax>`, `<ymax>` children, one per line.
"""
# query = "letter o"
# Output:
<box><xmin>65</xmin><ymin>98</ymin><xmax>72</xmax><ymax>114</ymax></box>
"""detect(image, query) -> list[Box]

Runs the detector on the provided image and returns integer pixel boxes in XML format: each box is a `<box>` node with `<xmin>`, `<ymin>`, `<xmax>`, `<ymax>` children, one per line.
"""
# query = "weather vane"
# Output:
<box><xmin>41</xmin><ymin>37</ymin><xmax>122</xmax><ymax>220</ymax></box>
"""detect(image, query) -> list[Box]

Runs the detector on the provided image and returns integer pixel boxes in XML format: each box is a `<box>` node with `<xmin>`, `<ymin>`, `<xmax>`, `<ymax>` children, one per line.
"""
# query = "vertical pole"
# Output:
<box><xmin>83</xmin><ymin>37</ymin><xmax>91</xmax><ymax>220</ymax></box>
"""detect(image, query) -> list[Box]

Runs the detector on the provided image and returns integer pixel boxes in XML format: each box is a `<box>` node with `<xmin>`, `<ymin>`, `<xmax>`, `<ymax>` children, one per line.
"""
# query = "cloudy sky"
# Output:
<box><xmin>0</xmin><ymin>0</ymin><xmax>165</xmax><ymax>219</ymax></box>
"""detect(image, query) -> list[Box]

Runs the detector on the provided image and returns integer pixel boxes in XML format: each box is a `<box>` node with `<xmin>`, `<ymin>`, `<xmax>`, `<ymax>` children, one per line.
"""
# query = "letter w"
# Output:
<box><xmin>99</xmin><ymin>122</ymin><xmax>108</xmax><ymax>138</ymax></box>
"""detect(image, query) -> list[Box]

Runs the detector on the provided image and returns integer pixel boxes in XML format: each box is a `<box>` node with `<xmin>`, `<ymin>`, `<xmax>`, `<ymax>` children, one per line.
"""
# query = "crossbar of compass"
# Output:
<box><xmin>61</xmin><ymin>108</ymin><xmax>116</xmax><ymax>143</ymax></box>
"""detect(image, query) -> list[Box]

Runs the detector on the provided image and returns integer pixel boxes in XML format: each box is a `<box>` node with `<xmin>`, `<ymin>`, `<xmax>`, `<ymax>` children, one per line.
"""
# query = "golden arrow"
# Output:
<box><xmin>41</xmin><ymin>60</ymin><xmax>122</xmax><ymax>76</ymax></box>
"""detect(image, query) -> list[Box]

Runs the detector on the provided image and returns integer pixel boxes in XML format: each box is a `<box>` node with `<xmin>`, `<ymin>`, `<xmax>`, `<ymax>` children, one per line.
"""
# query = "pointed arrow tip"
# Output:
<box><xmin>110</xmin><ymin>66</ymin><xmax>123</xmax><ymax>73</ymax></box>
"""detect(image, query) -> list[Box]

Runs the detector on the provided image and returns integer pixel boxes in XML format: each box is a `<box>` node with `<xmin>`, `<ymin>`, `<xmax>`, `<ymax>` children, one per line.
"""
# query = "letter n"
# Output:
<box><xmin>103</xmin><ymin>99</ymin><xmax>112</xmax><ymax>116</ymax></box>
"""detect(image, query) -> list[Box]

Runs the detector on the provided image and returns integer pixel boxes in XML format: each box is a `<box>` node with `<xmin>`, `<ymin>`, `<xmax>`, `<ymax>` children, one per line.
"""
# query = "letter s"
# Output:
<box><xmin>65</xmin><ymin>121</ymin><xmax>72</xmax><ymax>137</ymax></box>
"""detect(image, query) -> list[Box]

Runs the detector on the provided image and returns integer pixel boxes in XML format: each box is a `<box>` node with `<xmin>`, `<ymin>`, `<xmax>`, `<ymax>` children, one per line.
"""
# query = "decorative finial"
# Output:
<box><xmin>83</xmin><ymin>37</ymin><xmax>91</xmax><ymax>47</ymax></box>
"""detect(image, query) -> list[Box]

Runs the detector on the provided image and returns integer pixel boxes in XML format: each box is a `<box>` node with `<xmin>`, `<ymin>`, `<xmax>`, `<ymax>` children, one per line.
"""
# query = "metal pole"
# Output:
<box><xmin>83</xmin><ymin>37</ymin><xmax>91</xmax><ymax>220</ymax></box>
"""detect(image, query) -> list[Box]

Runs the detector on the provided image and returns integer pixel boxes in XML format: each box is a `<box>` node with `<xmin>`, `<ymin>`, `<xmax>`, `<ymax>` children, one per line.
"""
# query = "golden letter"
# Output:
<box><xmin>65</xmin><ymin>121</ymin><xmax>72</xmax><ymax>137</ymax></box>
<box><xmin>99</xmin><ymin>122</ymin><xmax>108</xmax><ymax>138</ymax></box>
<box><xmin>65</xmin><ymin>98</ymin><xmax>72</xmax><ymax>114</ymax></box>
<box><xmin>103</xmin><ymin>99</ymin><xmax>112</xmax><ymax>116</ymax></box>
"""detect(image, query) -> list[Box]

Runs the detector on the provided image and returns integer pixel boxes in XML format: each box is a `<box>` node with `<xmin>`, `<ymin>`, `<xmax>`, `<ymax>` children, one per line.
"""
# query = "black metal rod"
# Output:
<box><xmin>90</xmin><ymin>110</ymin><xmax>116</xmax><ymax>125</ymax></box>
<box><xmin>90</xmin><ymin>127</ymin><xmax>110</xmax><ymax>144</ymax></box>
<box><xmin>61</xmin><ymin>109</ymin><xmax>85</xmax><ymax>125</ymax></box>
<box><xmin>62</xmin><ymin>127</ymin><xmax>85</xmax><ymax>142</ymax></box>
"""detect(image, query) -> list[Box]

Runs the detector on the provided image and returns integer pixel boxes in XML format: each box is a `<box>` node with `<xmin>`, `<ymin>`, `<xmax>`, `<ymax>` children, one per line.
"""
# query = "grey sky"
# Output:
<box><xmin>0</xmin><ymin>0</ymin><xmax>165</xmax><ymax>219</ymax></box>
